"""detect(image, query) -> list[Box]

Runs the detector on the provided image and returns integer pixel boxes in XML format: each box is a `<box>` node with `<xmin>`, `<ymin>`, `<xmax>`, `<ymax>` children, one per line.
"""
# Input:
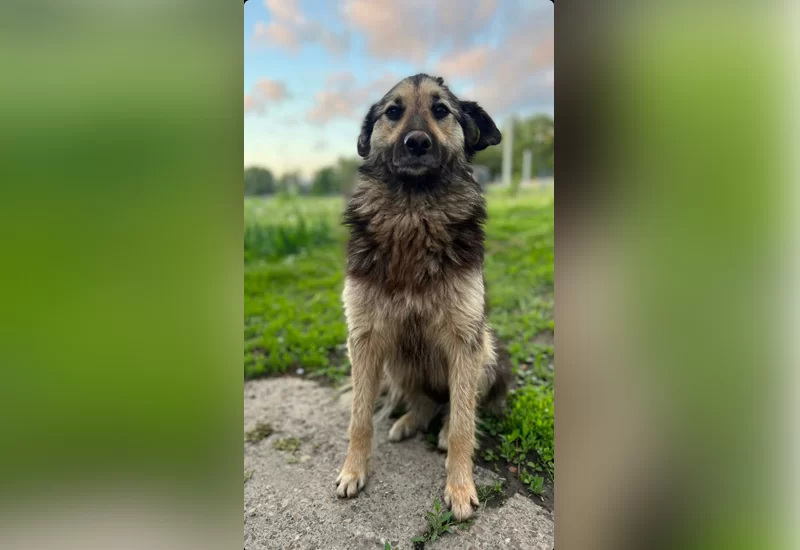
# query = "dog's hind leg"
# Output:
<box><xmin>437</xmin><ymin>410</ymin><xmax>450</xmax><ymax>451</ymax></box>
<box><xmin>388</xmin><ymin>394</ymin><xmax>438</xmax><ymax>442</ymax></box>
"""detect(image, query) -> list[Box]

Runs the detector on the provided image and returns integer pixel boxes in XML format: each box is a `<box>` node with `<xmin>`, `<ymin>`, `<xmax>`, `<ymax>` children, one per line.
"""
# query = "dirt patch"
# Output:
<box><xmin>244</xmin><ymin>377</ymin><xmax>554</xmax><ymax>550</ymax></box>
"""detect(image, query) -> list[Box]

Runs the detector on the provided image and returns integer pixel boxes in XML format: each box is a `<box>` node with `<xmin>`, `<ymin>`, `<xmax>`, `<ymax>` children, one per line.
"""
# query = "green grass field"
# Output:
<box><xmin>244</xmin><ymin>185</ymin><xmax>554</xmax><ymax>492</ymax></box>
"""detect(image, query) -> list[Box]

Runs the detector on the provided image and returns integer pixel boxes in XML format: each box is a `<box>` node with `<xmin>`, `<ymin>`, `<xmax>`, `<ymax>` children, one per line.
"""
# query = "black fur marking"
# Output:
<box><xmin>357</xmin><ymin>103</ymin><xmax>379</xmax><ymax>158</ymax></box>
<box><xmin>459</xmin><ymin>100</ymin><xmax>502</xmax><ymax>157</ymax></box>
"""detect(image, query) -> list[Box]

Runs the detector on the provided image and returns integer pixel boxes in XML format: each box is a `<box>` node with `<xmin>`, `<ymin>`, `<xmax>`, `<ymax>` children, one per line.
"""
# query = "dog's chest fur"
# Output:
<box><xmin>343</xmin><ymin>178</ymin><xmax>486</xmax><ymax>292</ymax></box>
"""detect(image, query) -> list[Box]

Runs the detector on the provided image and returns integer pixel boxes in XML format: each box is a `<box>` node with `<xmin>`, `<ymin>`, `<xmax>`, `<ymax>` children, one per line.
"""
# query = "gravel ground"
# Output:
<box><xmin>244</xmin><ymin>377</ymin><xmax>554</xmax><ymax>550</ymax></box>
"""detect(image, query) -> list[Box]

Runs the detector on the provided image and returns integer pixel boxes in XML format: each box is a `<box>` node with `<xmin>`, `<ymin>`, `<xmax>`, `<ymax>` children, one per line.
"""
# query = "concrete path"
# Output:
<box><xmin>244</xmin><ymin>377</ymin><xmax>554</xmax><ymax>550</ymax></box>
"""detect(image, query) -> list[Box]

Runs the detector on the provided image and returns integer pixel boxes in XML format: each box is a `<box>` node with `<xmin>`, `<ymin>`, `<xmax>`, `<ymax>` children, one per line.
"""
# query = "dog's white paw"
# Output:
<box><xmin>336</xmin><ymin>467</ymin><xmax>367</xmax><ymax>498</ymax></box>
<box><xmin>388</xmin><ymin>413</ymin><xmax>418</xmax><ymax>442</ymax></box>
<box><xmin>444</xmin><ymin>482</ymin><xmax>479</xmax><ymax>521</ymax></box>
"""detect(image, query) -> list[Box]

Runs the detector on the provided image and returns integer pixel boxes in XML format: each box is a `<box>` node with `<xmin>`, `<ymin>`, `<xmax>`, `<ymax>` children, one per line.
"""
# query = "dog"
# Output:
<box><xmin>335</xmin><ymin>74</ymin><xmax>511</xmax><ymax>521</ymax></box>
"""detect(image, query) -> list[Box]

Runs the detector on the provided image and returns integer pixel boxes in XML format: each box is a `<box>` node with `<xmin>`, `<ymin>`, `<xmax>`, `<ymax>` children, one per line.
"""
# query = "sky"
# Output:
<box><xmin>244</xmin><ymin>0</ymin><xmax>554</xmax><ymax>177</ymax></box>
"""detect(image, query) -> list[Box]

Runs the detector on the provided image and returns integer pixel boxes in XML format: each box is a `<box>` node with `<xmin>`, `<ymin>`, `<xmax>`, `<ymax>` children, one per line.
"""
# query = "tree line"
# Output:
<box><xmin>243</xmin><ymin>114</ymin><xmax>553</xmax><ymax>197</ymax></box>
<box><xmin>244</xmin><ymin>157</ymin><xmax>361</xmax><ymax>197</ymax></box>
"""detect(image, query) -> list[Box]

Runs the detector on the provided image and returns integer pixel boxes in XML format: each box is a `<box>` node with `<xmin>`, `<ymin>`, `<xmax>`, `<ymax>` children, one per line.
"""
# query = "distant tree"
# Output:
<box><xmin>514</xmin><ymin>114</ymin><xmax>554</xmax><ymax>177</ymax></box>
<box><xmin>311</xmin><ymin>167</ymin><xmax>338</xmax><ymax>195</ymax></box>
<box><xmin>473</xmin><ymin>146</ymin><xmax>503</xmax><ymax>179</ymax></box>
<box><xmin>334</xmin><ymin>157</ymin><xmax>361</xmax><ymax>198</ymax></box>
<box><xmin>244</xmin><ymin>166</ymin><xmax>275</xmax><ymax>196</ymax></box>
<box><xmin>277</xmin><ymin>171</ymin><xmax>301</xmax><ymax>196</ymax></box>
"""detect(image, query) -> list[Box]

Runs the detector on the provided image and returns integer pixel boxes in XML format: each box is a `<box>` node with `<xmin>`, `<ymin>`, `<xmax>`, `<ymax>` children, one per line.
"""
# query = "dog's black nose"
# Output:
<box><xmin>404</xmin><ymin>131</ymin><xmax>432</xmax><ymax>155</ymax></box>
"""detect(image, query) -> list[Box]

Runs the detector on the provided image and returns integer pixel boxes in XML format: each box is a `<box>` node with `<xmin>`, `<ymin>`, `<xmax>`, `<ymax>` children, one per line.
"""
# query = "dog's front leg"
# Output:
<box><xmin>336</xmin><ymin>330</ymin><xmax>384</xmax><ymax>498</ymax></box>
<box><xmin>443</xmin><ymin>341</ymin><xmax>482</xmax><ymax>520</ymax></box>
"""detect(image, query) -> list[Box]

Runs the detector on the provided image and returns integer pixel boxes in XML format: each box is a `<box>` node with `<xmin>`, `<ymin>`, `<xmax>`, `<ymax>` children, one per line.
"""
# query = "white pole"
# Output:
<box><xmin>522</xmin><ymin>149</ymin><xmax>532</xmax><ymax>188</ymax></box>
<box><xmin>501</xmin><ymin>117</ymin><xmax>514</xmax><ymax>187</ymax></box>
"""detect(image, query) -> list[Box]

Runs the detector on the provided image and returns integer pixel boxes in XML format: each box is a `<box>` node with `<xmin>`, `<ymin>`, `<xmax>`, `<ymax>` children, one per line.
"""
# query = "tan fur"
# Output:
<box><xmin>336</xmin><ymin>74</ymin><xmax>507</xmax><ymax>521</ymax></box>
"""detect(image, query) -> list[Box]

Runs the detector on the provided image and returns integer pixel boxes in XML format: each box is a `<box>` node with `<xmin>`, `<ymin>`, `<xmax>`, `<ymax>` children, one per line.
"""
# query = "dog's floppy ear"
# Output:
<box><xmin>357</xmin><ymin>103</ymin><xmax>379</xmax><ymax>158</ymax></box>
<box><xmin>460</xmin><ymin>101</ymin><xmax>502</xmax><ymax>152</ymax></box>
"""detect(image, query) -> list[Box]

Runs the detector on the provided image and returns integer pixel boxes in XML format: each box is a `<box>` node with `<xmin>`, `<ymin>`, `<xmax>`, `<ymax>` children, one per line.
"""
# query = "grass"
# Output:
<box><xmin>244</xmin><ymin>217</ymin><xmax>335</xmax><ymax>263</ymax></box>
<box><xmin>244</xmin><ymin>421</ymin><xmax>273</xmax><ymax>443</ymax></box>
<box><xmin>410</xmin><ymin>498</ymin><xmax>471</xmax><ymax>545</ymax></box>
<box><xmin>243</xmin><ymin>185</ymin><xmax>555</xmax><ymax>486</ymax></box>
<box><xmin>272</xmin><ymin>437</ymin><xmax>301</xmax><ymax>453</ymax></box>
<box><xmin>476</xmin><ymin>479</ymin><xmax>505</xmax><ymax>504</ymax></box>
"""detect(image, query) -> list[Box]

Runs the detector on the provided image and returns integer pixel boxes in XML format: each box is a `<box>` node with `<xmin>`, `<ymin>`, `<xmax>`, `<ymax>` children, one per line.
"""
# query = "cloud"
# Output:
<box><xmin>253</xmin><ymin>0</ymin><xmax>349</xmax><ymax>55</ymax></box>
<box><xmin>435</xmin><ymin>46</ymin><xmax>492</xmax><ymax>78</ymax></box>
<box><xmin>264</xmin><ymin>0</ymin><xmax>304</xmax><ymax>24</ymax></box>
<box><xmin>244</xmin><ymin>94</ymin><xmax>263</xmax><ymax>115</ymax></box>
<box><xmin>312</xmin><ymin>139</ymin><xmax>328</xmax><ymax>151</ymax></box>
<box><xmin>307</xmin><ymin>73</ymin><xmax>399</xmax><ymax>125</ymax></box>
<box><xmin>435</xmin><ymin>24</ymin><xmax>554</xmax><ymax>116</ymax></box>
<box><xmin>244</xmin><ymin>78</ymin><xmax>290</xmax><ymax>115</ymax></box>
<box><xmin>254</xmin><ymin>21</ymin><xmax>299</xmax><ymax>50</ymax></box>
<box><xmin>343</xmin><ymin>0</ymin><xmax>499</xmax><ymax>62</ymax></box>
<box><xmin>254</xmin><ymin>79</ymin><xmax>289</xmax><ymax>101</ymax></box>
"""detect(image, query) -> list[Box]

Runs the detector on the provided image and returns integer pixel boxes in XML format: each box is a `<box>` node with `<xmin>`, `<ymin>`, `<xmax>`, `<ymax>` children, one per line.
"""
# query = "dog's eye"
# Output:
<box><xmin>385</xmin><ymin>106</ymin><xmax>402</xmax><ymax>121</ymax></box>
<box><xmin>433</xmin><ymin>105</ymin><xmax>449</xmax><ymax>120</ymax></box>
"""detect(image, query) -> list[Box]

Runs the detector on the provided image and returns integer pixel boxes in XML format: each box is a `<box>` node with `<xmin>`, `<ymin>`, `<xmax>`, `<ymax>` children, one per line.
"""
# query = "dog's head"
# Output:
<box><xmin>356</xmin><ymin>74</ymin><xmax>501</xmax><ymax>181</ymax></box>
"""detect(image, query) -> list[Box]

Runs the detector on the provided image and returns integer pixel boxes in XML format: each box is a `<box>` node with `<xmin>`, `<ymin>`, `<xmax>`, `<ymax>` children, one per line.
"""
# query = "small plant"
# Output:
<box><xmin>384</xmin><ymin>542</ymin><xmax>399</xmax><ymax>550</ymax></box>
<box><xmin>520</xmin><ymin>468</ymin><xmax>545</xmax><ymax>499</ymax></box>
<box><xmin>244</xmin><ymin>470</ymin><xmax>253</xmax><ymax>483</ymax></box>
<box><xmin>476</xmin><ymin>480</ymin><xmax>505</xmax><ymax>504</ymax></box>
<box><xmin>411</xmin><ymin>499</ymin><xmax>459</xmax><ymax>544</ymax></box>
<box><xmin>482</xmin><ymin>448</ymin><xmax>499</xmax><ymax>462</ymax></box>
<box><xmin>498</xmin><ymin>433</ymin><xmax>520</xmax><ymax>463</ymax></box>
<box><xmin>476</xmin><ymin>485</ymin><xmax>494</xmax><ymax>503</ymax></box>
<box><xmin>272</xmin><ymin>437</ymin><xmax>301</xmax><ymax>452</ymax></box>
<box><xmin>245</xmin><ymin>422</ymin><xmax>273</xmax><ymax>443</ymax></box>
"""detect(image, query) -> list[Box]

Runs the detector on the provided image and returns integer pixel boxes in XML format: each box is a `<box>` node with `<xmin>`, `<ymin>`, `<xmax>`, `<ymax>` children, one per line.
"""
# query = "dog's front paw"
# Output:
<box><xmin>444</xmin><ymin>482</ymin><xmax>479</xmax><ymax>521</ymax></box>
<box><xmin>335</xmin><ymin>467</ymin><xmax>367</xmax><ymax>498</ymax></box>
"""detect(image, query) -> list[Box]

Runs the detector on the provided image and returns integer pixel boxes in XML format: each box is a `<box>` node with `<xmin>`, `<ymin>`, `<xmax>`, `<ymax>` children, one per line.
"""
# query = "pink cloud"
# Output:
<box><xmin>343</xmin><ymin>0</ymin><xmax>499</xmax><ymax>62</ymax></box>
<box><xmin>244</xmin><ymin>79</ymin><xmax>290</xmax><ymax>115</ymax></box>
<box><xmin>253</xmin><ymin>0</ymin><xmax>349</xmax><ymax>55</ymax></box>
<box><xmin>307</xmin><ymin>72</ymin><xmax>399</xmax><ymax>125</ymax></box>
<box><xmin>264</xmin><ymin>0</ymin><xmax>304</xmax><ymax>24</ymax></box>
<box><xmin>435</xmin><ymin>25</ymin><xmax>554</xmax><ymax>116</ymax></box>
<box><xmin>244</xmin><ymin>94</ymin><xmax>263</xmax><ymax>115</ymax></box>
<box><xmin>435</xmin><ymin>46</ymin><xmax>492</xmax><ymax>79</ymax></box>
<box><xmin>254</xmin><ymin>79</ymin><xmax>289</xmax><ymax>101</ymax></box>
<box><xmin>254</xmin><ymin>21</ymin><xmax>299</xmax><ymax>50</ymax></box>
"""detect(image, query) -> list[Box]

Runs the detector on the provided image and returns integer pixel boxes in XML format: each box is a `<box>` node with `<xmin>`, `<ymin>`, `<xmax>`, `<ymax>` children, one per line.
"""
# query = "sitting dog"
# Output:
<box><xmin>335</xmin><ymin>74</ymin><xmax>511</xmax><ymax>521</ymax></box>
